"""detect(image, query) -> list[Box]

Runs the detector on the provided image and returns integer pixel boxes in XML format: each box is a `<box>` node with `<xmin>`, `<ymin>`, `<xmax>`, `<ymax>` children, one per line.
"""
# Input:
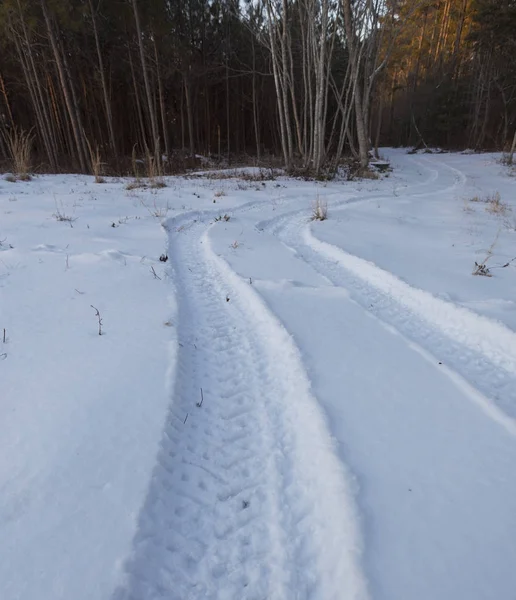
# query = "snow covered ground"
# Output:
<box><xmin>1</xmin><ymin>150</ymin><xmax>516</xmax><ymax>600</ymax></box>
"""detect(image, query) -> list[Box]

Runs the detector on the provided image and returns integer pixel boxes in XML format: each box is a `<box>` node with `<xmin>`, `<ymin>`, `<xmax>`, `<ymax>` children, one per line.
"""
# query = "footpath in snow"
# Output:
<box><xmin>1</xmin><ymin>150</ymin><xmax>516</xmax><ymax>600</ymax></box>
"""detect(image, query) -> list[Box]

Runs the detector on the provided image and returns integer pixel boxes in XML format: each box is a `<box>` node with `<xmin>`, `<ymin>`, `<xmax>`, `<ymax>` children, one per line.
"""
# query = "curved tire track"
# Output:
<box><xmin>115</xmin><ymin>213</ymin><xmax>368</xmax><ymax>600</ymax></box>
<box><xmin>262</xmin><ymin>198</ymin><xmax>516</xmax><ymax>433</ymax></box>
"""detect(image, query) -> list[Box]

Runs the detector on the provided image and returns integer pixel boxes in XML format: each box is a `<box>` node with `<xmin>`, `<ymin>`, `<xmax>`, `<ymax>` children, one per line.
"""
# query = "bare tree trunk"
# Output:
<box><xmin>508</xmin><ymin>128</ymin><xmax>516</xmax><ymax>165</ymax></box>
<box><xmin>287</xmin><ymin>41</ymin><xmax>303</xmax><ymax>159</ymax></box>
<box><xmin>280</xmin><ymin>0</ymin><xmax>294</xmax><ymax>167</ymax></box>
<box><xmin>374</xmin><ymin>94</ymin><xmax>383</xmax><ymax>159</ymax></box>
<box><xmin>0</xmin><ymin>73</ymin><xmax>14</xmax><ymax>129</ymax></box>
<box><xmin>59</xmin><ymin>34</ymin><xmax>89</xmax><ymax>165</ymax></box>
<box><xmin>127</xmin><ymin>41</ymin><xmax>147</xmax><ymax>152</ymax></box>
<box><xmin>153</xmin><ymin>38</ymin><xmax>169</xmax><ymax>162</ymax></box>
<box><xmin>299</xmin><ymin>3</ymin><xmax>309</xmax><ymax>162</ymax></box>
<box><xmin>312</xmin><ymin>0</ymin><xmax>329</xmax><ymax>172</ymax></box>
<box><xmin>180</xmin><ymin>83</ymin><xmax>185</xmax><ymax>151</ymax></box>
<box><xmin>265</xmin><ymin>0</ymin><xmax>290</xmax><ymax>168</ymax></box>
<box><xmin>10</xmin><ymin>1</ymin><xmax>60</xmax><ymax>169</ymax></box>
<box><xmin>184</xmin><ymin>75</ymin><xmax>195</xmax><ymax>155</ymax></box>
<box><xmin>251</xmin><ymin>37</ymin><xmax>261</xmax><ymax>161</ymax></box>
<box><xmin>226</xmin><ymin>59</ymin><xmax>231</xmax><ymax>161</ymax></box>
<box><xmin>40</xmin><ymin>0</ymin><xmax>87</xmax><ymax>172</ymax></box>
<box><xmin>48</xmin><ymin>73</ymin><xmax>70</xmax><ymax>159</ymax></box>
<box><xmin>452</xmin><ymin>0</ymin><xmax>468</xmax><ymax>82</ymax></box>
<box><xmin>477</xmin><ymin>79</ymin><xmax>491</xmax><ymax>149</ymax></box>
<box><xmin>131</xmin><ymin>0</ymin><xmax>159</xmax><ymax>151</ymax></box>
<box><xmin>342</xmin><ymin>0</ymin><xmax>369</xmax><ymax>169</ymax></box>
<box><xmin>88</xmin><ymin>0</ymin><xmax>117</xmax><ymax>162</ymax></box>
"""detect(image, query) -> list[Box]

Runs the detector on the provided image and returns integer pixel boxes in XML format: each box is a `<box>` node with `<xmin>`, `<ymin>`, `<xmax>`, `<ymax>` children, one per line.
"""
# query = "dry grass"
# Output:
<box><xmin>140</xmin><ymin>198</ymin><xmax>170</xmax><ymax>219</ymax></box>
<box><xmin>345</xmin><ymin>161</ymin><xmax>381</xmax><ymax>181</ymax></box>
<box><xmin>131</xmin><ymin>144</ymin><xmax>141</xmax><ymax>180</ymax></box>
<box><xmin>125</xmin><ymin>180</ymin><xmax>145</xmax><ymax>191</ymax></box>
<box><xmin>125</xmin><ymin>139</ymin><xmax>167</xmax><ymax>190</ymax></box>
<box><xmin>485</xmin><ymin>192</ymin><xmax>509</xmax><ymax>215</ymax></box>
<box><xmin>6</xmin><ymin>128</ymin><xmax>33</xmax><ymax>181</ymax></box>
<box><xmin>86</xmin><ymin>139</ymin><xmax>105</xmax><ymax>183</ymax></box>
<box><xmin>199</xmin><ymin>171</ymin><xmax>235</xmax><ymax>180</ymax></box>
<box><xmin>126</xmin><ymin>141</ymin><xmax>167</xmax><ymax>189</ymax></box>
<box><xmin>145</xmin><ymin>140</ymin><xmax>166</xmax><ymax>188</ymax></box>
<box><xmin>190</xmin><ymin>167</ymin><xmax>279</xmax><ymax>182</ymax></box>
<box><xmin>126</xmin><ymin>144</ymin><xmax>144</xmax><ymax>189</ymax></box>
<box><xmin>52</xmin><ymin>196</ymin><xmax>76</xmax><ymax>224</ymax></box>
<box><xmin>359</xmin><ymin>167</ymin><xmax>380</xmax><ymax>180</ymax></box>
<box><xmin>311</xmin><ymin>196</ymin><xmax>328</xmax><ymax>221</ymax></box>
<box><xmin>150</xmin><ymin>179</ymin><xmax>167</xmax><ymax>189</ymax></box>
<box><xmin>466</xmin><ymin>191</ymin><xmax>510</xmax><ymax>216</ymax></box>
<box><xmin>126</xmin><ymin>179</ymin><xmax>166</xmax><ymax>191</ymax></box>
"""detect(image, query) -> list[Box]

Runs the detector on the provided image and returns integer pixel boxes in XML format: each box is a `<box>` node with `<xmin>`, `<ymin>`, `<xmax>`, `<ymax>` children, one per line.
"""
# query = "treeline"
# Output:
<box><xmin>382</xmin><ymin>0</ymin><xmax>516</xmax><ymax>153</ymax></box>
<box><xmin>0</xmin><ymin>0</ymin><xmax>515</xmax><ymax>175</ymax></box>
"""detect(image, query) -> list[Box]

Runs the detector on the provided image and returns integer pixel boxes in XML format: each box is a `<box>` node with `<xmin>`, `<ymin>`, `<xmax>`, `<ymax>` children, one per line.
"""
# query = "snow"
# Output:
<box><xmin>1</xmin><ymin>151</ymin><xmax>516</xmax><ymax>600</ymax></box>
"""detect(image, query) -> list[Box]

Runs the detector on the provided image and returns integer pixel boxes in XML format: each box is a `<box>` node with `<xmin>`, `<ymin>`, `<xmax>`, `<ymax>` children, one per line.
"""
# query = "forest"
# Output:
<box><xmin>0</xmin><ymin>0</ymin><xmax>515</xmax><ymax>175</ymax></box>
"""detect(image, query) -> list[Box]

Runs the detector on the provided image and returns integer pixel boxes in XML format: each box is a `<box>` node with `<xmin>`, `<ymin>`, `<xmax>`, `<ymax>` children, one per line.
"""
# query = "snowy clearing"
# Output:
<box><xmin>1</xmin><ymin>150</ymin><xmax>516</xmax><ymax>600</ymax></box>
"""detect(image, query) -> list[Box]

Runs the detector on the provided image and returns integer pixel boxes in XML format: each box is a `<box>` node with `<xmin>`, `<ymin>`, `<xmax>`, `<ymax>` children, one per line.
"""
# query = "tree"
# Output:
<box><xmin>0</xmin><ymin>0</ymin><xmax>514</xmax><ymax>174</ymax></box>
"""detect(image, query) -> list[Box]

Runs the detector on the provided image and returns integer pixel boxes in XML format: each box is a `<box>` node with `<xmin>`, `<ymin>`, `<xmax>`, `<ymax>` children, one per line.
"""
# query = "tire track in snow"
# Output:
<box><xmin>407</xmin><ymin>155</ymin><xmax>468</xmax><ymax>195</ymax></box>
<box><xmin>114</xmin><ymin>213</ymin><xmax>368</xmax><ymax>600</ymax></box>
<box><xmin>263</xmin><ymin>210</ymin><xmax>516</xmax><ymax>434</ymax></box>
<box><xmin>253</xmin><ymin>154</ymin><xmax>467</xmax><ymax>250</ymax></box>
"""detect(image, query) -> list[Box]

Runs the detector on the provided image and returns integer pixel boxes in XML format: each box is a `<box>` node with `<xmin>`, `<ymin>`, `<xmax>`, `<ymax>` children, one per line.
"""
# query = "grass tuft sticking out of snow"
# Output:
<box><xmin>311</xmin><ymin>196</ymin><xmax>328</xmax><ymax>221</ymax></box>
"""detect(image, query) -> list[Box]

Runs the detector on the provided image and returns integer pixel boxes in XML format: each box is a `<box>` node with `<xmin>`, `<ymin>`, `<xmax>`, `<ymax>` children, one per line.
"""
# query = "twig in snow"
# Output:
<box><xmin>184</xmin><ymin>413</ymin><xmax>189</xmax><ymax>424</ymax></box>
<box><xmin>53</xmin><ymin>195</ymin><xmax>77</xmax><ymax>226</ymax></box>
<box><xmin>90</xmin><ymin>305</ymin><xmax>103</xmax><ymax>335</ymax></box>
<box><xmin>196</xmin><ymin>388</ymin><xmax>204</xmax><ymax>408</ymax></box>
<box><xmin>2</xmin><ymin>328</ymin><xmax>6</xmax><ymax>343</ymax></box>
<box><xmin>473</xmin><ymin>262</ymin><xmax>492</xmax><ymax>277</ymax></box>
<box><xmin>490</xmin><ymin>257</ymin><xmax>516</xmax><ymax>269</ymax></box>
<box><xmin>150</xmin><ymin>266</ymin><xmax>161</xmax><ymax>280</ymax></box>
<box><xmin>472</xmin><ymin>228</ymin><xmax>500</xmax><ymax>277</ymax></box>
